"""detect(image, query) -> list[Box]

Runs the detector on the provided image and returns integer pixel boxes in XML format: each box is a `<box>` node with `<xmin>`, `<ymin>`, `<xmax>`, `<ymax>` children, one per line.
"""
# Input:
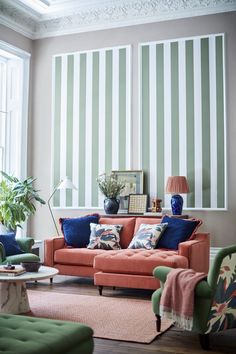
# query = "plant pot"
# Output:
<box><xmin>104</xmin><ymin>198</ymin><xmax>120</xmax><ymax>214</ymax></box>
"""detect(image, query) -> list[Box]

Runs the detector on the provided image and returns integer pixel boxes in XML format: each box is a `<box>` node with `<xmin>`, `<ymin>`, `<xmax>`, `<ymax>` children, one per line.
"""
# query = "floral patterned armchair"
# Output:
<box><xmin>152</xmin><ymin>245</ymin><xmax>236</xmax><ymax>350</ymax></box>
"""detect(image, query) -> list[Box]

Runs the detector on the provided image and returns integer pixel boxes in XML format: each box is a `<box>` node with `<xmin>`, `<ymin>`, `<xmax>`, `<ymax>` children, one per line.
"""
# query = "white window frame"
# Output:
<box><xmin>0</xmin><ymin>40</ymin><xmax>30</xmax><ymax>181</ymax></box>
<box><xmin>0</xmin><ymin>41</ymin><xmax>31</xmax><ymax>236</ymax></box>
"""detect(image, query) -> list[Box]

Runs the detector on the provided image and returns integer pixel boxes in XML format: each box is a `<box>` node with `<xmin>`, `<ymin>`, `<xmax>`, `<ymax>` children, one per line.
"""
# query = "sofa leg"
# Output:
<box><xmin>98</xmin><ymin>286</ymin><xmax>103</xmax><ymax>296</ymax></box>
<box><xmin>155</xmin><ymin>314</ymin><xmax>161</xmax><ymax>332</ymax></box>
<box><xmin>199</xmin><ymin>334</ymin><xmax>210</xmax><ymax>350</ymax></box>
<box><xmin>113</xmin><ymin>286</ymin><xmax>116</xmax><ymax>291</ymax></box>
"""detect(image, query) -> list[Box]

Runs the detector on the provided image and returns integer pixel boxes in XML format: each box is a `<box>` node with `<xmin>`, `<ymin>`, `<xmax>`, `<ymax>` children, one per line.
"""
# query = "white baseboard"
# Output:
<box><xmin>210</xmin><ymin>247</ymin><xmax>222</xmax><ymax>262</ymax></box>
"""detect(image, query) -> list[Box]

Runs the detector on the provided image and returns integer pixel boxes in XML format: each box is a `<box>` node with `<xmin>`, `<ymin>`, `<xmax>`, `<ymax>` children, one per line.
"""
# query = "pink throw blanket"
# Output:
<box><xmin>160</xmin><ymin>268</ymin><xmax>207</xmax><ymax>330</ymax></box>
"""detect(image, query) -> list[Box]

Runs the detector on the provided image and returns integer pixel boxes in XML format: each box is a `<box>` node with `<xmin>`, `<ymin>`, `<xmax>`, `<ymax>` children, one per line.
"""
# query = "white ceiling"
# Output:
<box><xmin>0</xmin><ymin>0</ymin><xmax>236</xmax><ymax>39</ymax></box>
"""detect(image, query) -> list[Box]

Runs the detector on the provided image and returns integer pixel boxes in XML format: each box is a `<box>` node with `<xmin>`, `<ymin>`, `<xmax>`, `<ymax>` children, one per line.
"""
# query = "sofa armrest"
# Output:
<box><xmin>44</xmin><ymin>237</ymin><xmax>65</xmax><ymax>266</ymax></box>
<box><xmin>153</xmin><ymin>266</ymin><xmax>172</xmax><ymax>284</ymax></box>
<box><xmin>0</xmin><ymin>242</ymin><xmax>6</xmax><ymax>262</ymax></box>
<box><xmin>17</xmin><ymin>237</ymin><xmax>35</xmax><ymax>252</ymax></box>
<box><xmin>178</xmin><ymin>232</ymin><xmax>210</xmax><ymax>273</ymax></box>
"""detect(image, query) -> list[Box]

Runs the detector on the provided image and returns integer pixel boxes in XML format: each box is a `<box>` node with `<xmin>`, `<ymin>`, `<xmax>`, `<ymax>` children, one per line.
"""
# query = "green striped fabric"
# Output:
<box><xmin>52</xmin><ymin>46</ymin><xmax>131</xmax><ymax>207</ymax></box>
<box><xmin>140</xmin><ymin>34</ymin><xmax>226</xmax><ymax>209</ymax></box>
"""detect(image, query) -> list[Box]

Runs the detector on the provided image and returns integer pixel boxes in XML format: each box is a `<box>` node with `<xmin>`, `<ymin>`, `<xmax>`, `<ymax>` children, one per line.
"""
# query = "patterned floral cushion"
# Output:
<box><xmin>128</xmin><ymin>223</ymin><xmax>168</xmax><ymax>250</ymax></box>
<box><xmin>87</xmin><ymin>223</ymin><xmax>122</xmax><ymax>250</ymax></box>
<box><xmin>206</xmin><ymin>252</ymin><xmax>236</xmax><ymax>333</ymax></box>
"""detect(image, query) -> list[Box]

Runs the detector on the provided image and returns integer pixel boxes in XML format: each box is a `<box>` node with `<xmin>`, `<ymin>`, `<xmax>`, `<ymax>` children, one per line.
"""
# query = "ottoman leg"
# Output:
<box><xmin>156</xmin><ymin>314</ymin><xmax>161</xmax><ymax>332</ymax></box>
<box><xmin>98</xmin><ymin>286</ymin><xmax>103</xmax><ymax>296</ymax></box>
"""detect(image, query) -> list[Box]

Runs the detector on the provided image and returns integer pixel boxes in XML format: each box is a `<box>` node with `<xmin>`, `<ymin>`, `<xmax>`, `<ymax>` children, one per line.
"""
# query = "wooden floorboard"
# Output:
<box><xmin>27</xmin><ymin>275</ymin><xmax>236</xmax><ymax>354</ymax></box>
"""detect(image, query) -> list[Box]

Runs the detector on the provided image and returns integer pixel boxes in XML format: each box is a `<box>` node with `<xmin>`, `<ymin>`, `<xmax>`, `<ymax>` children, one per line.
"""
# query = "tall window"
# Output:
<box><xmin>0</xmin><ymin>41</ymin><xmax>30</xmax><ymax>180</ymax></box>
<box><xmin>0</xmin><ymin>42</ymin><xmax>30</xmax><ymax>237</ymax></box>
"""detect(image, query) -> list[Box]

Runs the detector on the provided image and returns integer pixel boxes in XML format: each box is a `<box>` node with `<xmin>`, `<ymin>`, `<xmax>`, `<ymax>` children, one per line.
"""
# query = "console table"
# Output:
<box><xmin>101</xmin><ymin>213</ymin><xmax>189</xmax><ymax>219</ymax></box>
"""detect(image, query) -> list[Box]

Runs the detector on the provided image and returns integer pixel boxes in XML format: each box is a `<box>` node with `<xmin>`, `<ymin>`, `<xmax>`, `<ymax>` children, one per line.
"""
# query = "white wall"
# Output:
<box><xmin>1</xmin><ymin>12</ymin><xmax>236</xmax><ymax>247</ymax></box>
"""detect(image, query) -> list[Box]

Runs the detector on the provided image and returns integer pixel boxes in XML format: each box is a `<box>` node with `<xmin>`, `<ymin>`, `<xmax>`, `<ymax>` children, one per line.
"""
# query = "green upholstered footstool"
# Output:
<box><xmin>0</xmin><ymin>313</ymin><xmax>94</xmax><ymax>354</ymax></box>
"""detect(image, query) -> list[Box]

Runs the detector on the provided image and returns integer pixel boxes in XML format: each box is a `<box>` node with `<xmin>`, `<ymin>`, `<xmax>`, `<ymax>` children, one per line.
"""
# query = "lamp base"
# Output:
<box><xmin>171</xmin><ymin>194</ymin><xmax>183</xmax><ymax>215</ymax></box>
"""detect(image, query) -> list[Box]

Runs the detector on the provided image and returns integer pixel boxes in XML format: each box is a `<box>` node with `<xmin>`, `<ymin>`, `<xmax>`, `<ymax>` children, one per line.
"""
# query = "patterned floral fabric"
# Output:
<box><xmin>87</xmin><ymin>223</ymin><xmax>122</xmax><ymax>250</ymax></box>
<box><xmin>128</xmin><ymin>223</ymin><xmax>168</xmax><ymax>250</ymax></box>
<box><xmin>206</xmin><ymin>253</ymin><xmax>236</xmax><ymax>333</ymax></box>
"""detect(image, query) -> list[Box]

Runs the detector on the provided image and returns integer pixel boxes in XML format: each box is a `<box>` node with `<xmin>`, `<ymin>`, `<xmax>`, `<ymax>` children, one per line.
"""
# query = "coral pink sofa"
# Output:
<box><xmin>44</xmin><ymin>215</ymin><xmax>210</xmax><ymax>294</ymax></box>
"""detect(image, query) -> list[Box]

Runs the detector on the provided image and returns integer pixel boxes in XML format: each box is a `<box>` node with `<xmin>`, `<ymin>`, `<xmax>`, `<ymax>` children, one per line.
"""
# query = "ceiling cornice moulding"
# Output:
<box><xmin>0</xmin><ymin>0</ymin><xmax>236</xmax><ymax>40</ymax></box>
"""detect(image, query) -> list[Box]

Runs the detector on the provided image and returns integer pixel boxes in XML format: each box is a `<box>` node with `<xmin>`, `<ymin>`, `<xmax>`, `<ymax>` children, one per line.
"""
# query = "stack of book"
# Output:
<box><xmin>0</xmin><ymin>266</ymin><xmax>26</xmax><ymax>277</ymax></box>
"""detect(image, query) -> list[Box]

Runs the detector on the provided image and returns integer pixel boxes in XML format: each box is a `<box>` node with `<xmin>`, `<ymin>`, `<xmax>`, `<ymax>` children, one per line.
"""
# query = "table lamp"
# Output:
<box><xmin>165</xmin><ymin>176</ymin><xmax>189</xmax><ymax>215</ymax></box>
<box><xmin>48</xmin><ymin>176</ymin><xmax>77</xmax><ymax>235</ymax></box>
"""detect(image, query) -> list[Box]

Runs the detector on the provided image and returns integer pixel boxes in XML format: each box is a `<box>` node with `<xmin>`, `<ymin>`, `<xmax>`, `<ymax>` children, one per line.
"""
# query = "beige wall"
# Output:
<box><xmin>1</xmin><ymin>12</ymin><xmax>236</xmax><ymax>247</ymax></box>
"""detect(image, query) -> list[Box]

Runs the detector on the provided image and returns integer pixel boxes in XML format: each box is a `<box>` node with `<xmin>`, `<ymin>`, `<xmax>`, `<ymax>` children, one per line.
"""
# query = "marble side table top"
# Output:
<box><xmin>0</xmin><ymin>266</ymin><xmax>58</xmax><ymax>282</ymax></box>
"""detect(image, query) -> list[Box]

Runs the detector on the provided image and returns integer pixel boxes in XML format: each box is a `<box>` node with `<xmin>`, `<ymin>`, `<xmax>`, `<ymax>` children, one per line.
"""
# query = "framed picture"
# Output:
<box><xmin>128</xmin><ymin>194</ymin><xmax>148</xmax><ymax>214</ymax></box>
<box><xmin>112</xmin><ymin>170</ymin><xmax>144</xmax><ymax>213</ymax></box>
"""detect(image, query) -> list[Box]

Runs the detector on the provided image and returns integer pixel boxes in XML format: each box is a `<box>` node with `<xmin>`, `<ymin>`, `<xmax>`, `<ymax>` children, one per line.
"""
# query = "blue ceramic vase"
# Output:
<box><xmin>104</xmin><ymin>198</ymin><xmax>120</xmax><ymax>214</ymax></box>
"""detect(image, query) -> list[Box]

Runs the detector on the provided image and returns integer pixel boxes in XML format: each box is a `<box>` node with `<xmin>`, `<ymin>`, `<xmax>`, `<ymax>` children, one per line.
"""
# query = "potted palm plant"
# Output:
<box><xmin>97</xmin><ymin>173</ymin><xmax>125</xmax><ymax>214</ymax></box>
<box><xmin>0</xmin><ymin>171</ymin><xmax>45</xmax><ymax>233</ymax></box>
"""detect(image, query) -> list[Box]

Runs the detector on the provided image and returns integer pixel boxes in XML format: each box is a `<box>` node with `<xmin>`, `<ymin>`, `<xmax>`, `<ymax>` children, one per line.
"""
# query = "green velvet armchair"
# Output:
<box><xmin>0</xmin><ymin>237</ymin><xmax>40</xmax><ymax>265</ymax></box>
<box><xmin>152</xmin><ymin>245</ymin><xmax>236</xmax><ymax>350</ymax></box>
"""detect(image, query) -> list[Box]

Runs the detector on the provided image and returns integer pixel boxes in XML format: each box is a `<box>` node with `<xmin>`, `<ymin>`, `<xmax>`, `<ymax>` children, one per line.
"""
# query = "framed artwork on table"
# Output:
<box><xmin>112</xmin><ymin>170</ymin><xmax>144</xmax><ymax>213</ymax></box>
<box><xmin>128</xmin><ymin>194</ymin><xmax>148</xmax><ymax>214</ymax></box>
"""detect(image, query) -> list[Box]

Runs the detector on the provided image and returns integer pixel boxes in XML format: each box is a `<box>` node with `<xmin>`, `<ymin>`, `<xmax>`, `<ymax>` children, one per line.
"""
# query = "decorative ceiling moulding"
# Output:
<box><xmin>0</xmin><ymin>0</ymin><xmax>236</xmax><ymax>40</ymax></box>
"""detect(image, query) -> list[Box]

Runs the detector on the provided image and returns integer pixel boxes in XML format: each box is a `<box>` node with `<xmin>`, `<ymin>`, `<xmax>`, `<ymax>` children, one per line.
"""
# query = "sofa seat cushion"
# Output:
<box><xmin>54</xmin><ymin>248</ymin><xmax>106</xmax><ymax>266</ymax></box>
<box><xmin>94</xmin><ymin>249</ymin><xmax>188</xmax><ymax>276</ymax></box>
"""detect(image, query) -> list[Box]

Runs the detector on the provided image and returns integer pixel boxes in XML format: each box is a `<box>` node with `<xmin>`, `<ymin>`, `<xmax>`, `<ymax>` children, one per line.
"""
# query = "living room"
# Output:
<box><xmin>0</xmin><ymin>0</ymin><xmax>236</xmax><ymax>353</ymax></box>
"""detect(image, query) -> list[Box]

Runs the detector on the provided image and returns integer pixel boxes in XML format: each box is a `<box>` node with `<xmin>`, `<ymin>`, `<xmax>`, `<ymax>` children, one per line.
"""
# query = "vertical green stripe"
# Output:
<box><xmin>105</xmin><ymin>50</ymin><xmax>112</xmax><ymax>173</ymax></box>
<box><xmin>201</xmin><ymin>38</ymin><xmax>211</xmax><ymax>208</ymax></box>
<box><xmin>119</xmin><ymin>48</ymin><xmax>126</xmax><ymax>169</ymax></box>
<box><xmin>66</xmin><ymin>55</ymin><xmax>74</xmax><ymax>206</ymax></box>
<box><xmin>141</xmin><ymin>46</ymin><xmax>150</xmax><ymax>195</ymax></box>
<box><xmin>171</xmin><ymin>42</ymin><xmax>179</xmax><ymax>175</ymax></box>
<box><xmin>91</xmin><ymin>52</ymin><xmax>99</xmax><ymax>207</ymax></box>
<box><xmin>156</xmin><ymin>44</ymin><xmax>165</xmax><ymax>201</ymax></box>
<box><xmin>53</xmin><ymin>57</ymin><xmax>61</xmax><ymax>207</ymax></box>
<box><xmin>186</xmin><ymin>40</ymin><xmax>195</xmax><ymax>207</ymax></box>
<box><xmin>216</xmin><ymin>35</ymin><xmax>225</xmax><ymax>208</ymax></box>
<box><xmin>78</xmin><ymin>53</ymin><xmax>86</xmax><ymax>206</ymax></box>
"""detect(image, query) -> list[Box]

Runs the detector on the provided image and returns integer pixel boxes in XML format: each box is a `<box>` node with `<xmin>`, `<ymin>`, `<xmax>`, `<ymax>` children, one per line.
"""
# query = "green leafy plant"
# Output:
<box><xmin>97</xmin><ymin>173</ymin><xmax>125</xmax><ymax>199</ymax></box>
<box><xmin>0</xmin><ymin>171</ymin><xmax>45</xmax><ymax>231</ymax></box>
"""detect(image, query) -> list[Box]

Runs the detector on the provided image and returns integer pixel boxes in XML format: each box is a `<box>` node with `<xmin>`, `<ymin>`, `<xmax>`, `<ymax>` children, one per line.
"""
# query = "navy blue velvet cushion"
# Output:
<box><xmin>156</xmin><ymin>215</ymin><xmax>201</xmax><ymax>250</ymax></box>
<box><xmin>60</xmin><ymin>214</ymin><xmax>100</xmax><ymax>248</ymax></box>
<box><xmin>0</xmin><ymin>233</ymin><xmax>24</xmax><ymax>256</ymax></box>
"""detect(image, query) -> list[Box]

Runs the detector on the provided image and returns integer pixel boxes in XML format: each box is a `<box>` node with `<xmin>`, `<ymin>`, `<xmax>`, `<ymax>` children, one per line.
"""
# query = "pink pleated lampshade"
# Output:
<box><xmin>165</xmin><ymin>176</ymin><xmax>189</xmax><ymax>194</ymax></box>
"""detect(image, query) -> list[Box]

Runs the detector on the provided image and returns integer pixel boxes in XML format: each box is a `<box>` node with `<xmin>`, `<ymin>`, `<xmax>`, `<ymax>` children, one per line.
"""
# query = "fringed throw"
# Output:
<box><xmin>160</xmin><ymin>268</ymin><xmax>207</xmax><ymax>330</ymax></box>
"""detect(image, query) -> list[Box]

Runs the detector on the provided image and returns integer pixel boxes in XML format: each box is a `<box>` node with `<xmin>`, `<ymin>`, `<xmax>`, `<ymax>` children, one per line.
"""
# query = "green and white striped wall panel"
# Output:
<box><xmin>140</xmin><ymin>34</ymin><xmax>226</xmax><ymax>210</ymax></box>
<box><xmin>52</xmin><ymin>46</ymin><xmax>131</xmax><ymax>207</ymax></box>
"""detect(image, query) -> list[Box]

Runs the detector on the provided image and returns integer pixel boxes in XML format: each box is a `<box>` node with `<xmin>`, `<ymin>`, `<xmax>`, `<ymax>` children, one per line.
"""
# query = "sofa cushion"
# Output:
<box><xmin>54</xmin><ymin>248</ymin><xmax>105</xmax><ymax>266</ymax></box>
<box><xmin>59</xmin><ymin>214</ymin><xmax>99</xmax><ymax>248</ymax></box>
<box><xmin>128</xmin><ymin>223</ymin><xmax>168</xmax><ymax>250</ymax></box>
<box><xmin>99</xmin><ymin>217</ymin><xmax>136</xmax><ymax>248</ymax></box>
<box><xmin>87</xmin><ymin>223</ymin><xmax>122</xmax><ymax>250</ymax></box>
<box><xmin>157</xmin><ymin>215</ymin><xmax>202</xmax><ymax>250</ymax></box>
<box><xmin>134</xmin><ymin>217</ymin><xmax>163</xmax><ymax>234</ymax></box>
<box><xmin>0</xmin><ymin>233</ymin><xmax>24</xmax><ymax>256</ymax></box>
<box><xmin>94</xmin><ymin>249</ymin><xmax>188</xmax><ymax>276</ymax></box>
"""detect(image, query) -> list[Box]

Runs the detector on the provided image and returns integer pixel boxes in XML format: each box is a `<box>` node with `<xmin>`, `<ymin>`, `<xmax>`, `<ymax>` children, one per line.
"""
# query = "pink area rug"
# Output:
<box><xmin>28</xmin><ymin>290</ymin><xmax>172</xmax><ymax>343</ymax></box>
